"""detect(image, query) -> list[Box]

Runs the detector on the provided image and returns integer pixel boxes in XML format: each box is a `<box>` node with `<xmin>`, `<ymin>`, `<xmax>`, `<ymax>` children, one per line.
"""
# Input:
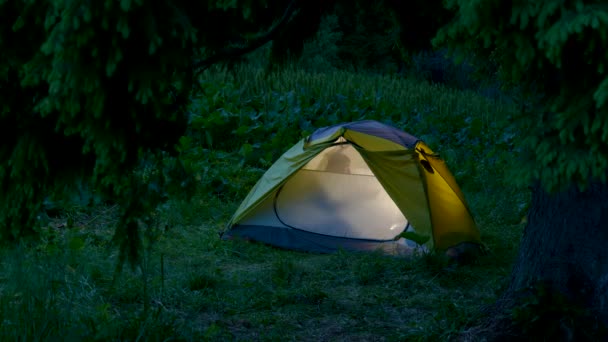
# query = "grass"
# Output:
<box><xmin>0</xmin><ymin>66</ymin><xmax>526</xmax><ymax>341</ymax></box>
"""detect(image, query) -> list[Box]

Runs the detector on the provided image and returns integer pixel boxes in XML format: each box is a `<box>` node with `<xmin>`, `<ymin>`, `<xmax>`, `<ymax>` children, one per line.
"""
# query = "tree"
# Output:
<box><xmin>330</xmin><ymin>2</ymin><xmax>400</xmax><ymax>72</ymax></box>
<box><xmin>10</xmin><ymin>0</ymin><xmax>605</xmax><ymax>337</ymax></box>
<box><xmin>4</xmin><ymin>0</ymin><xmax>385</xmax><ymax>266</ymax></box>
<box><xmin>434</xmin><ymin>0</ymin><xmax>608</xmax><ymax>338</ymax></box>
<box><xmin>0</xmin><ymin>0</ymin><xmax>310</xmax><ymax>264</ymax></box>
<box><xmin>0</xmin><ymin>0</ymin><xmax>207</xmax><ymax>265</ymax></box>
<box><xmin>193</xmin><ymin>0</ymin><xmax>449</xmax><ymax>74</ymax></box>
<box><xmin>1</xmin><ymin>0</ymin><xmax>441</xmax><ymax>262</ymax></box>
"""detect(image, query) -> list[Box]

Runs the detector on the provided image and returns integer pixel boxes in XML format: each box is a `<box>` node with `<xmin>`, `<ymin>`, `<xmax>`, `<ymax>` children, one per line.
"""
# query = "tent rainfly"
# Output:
<box><xmin>222</xmin><ymin>120</ymin><xmax>481</xmax><ymax>255</ymax></box>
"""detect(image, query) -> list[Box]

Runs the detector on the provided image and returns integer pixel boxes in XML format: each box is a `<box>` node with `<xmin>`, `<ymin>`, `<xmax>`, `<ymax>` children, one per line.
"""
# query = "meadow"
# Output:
<box><xmin>0</xmin><ymin>66</ymin><xmax>528</xmax><ymax>341</ymax></box>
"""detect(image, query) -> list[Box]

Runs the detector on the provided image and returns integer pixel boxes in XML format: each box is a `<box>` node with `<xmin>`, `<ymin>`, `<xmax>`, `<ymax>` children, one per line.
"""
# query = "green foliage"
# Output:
<box><xmin>298</xmin><ymin>14</ymin><xmax>344</xmax><ymax>72</ymax></box>
<box><xmin>0</xmin><ymin>65</ymin><xmax>526</xmax><ymax>340</ymax></box>
<box><xmin>3</xmin><ymin>0</ymin><xmax>457</xmax><ymax>261</ymax></box>
<box><xmin>352</xmin><ymin>252</ymin><xmax>393</xmax><ymax>285</ymax></box>
<box><xmin>0</xmin><ymin>2</ymin><xmax>537</xmax><ymax>338</ymax></box>
<box><xmin>0</xmin><ymin>230</ymin><xmax>178</xmax><ymax>341</ymax></box>
<box><xmin>188</xmin><ymin>66</ymin><xmax>523</xmax><ymax>217</ymax></box>
<box><xmin>332</xmin><ymin>1</ymin><xmax>400</xmax><ymax>72</ymax></box>
<box><xmin>0</xmin><ymin>0</ymin><xmax>503</xmax><ymax>264</ymax></box>
<box><xmin>406</xmin><ymin>49</ymin><xmax>491</xmax><ymax>93</ymax></box>
<box><xmin>269</xmin><ymin>0</ymin><xmax>333</xmax><ymax>66</ymax></box>
<box><xmin>4</xmin><ymin>0</ymin><xmax>374</xmax><ymax>265</ymax></box>
<box><xmin>227</xmin><ymin>0</ymin><xmax>460</xmax><ymax>75</ymax></box>
<box><xmin>0</xmin><ymin>0</ymin><xmax>204</xmax><ymax>262</ymax></box>
<box><xmin>435</xmin><ymin>0</ymin><xmax>608</xmax><ymax>191</ymax></box>
<box><xmin>271</xmin><ymin>258</ymin><xmax>299</xmax><ymax>287</ymax></box>
<box><xmin>387</xmin><ymin>0</ymin><xmax>454</xmax><ymax>53</ymax></box>
<box><xmin>188</xmin><ymin>268</ymin><xmax>222</xmax><ymax>291</ymax></box>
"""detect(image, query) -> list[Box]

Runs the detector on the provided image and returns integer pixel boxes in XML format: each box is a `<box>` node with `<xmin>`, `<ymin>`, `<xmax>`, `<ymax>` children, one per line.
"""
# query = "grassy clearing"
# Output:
<box><xmin>0</xmin><ymin>67</ymin><xmax>526</xmax><ymax>341</ymax></box>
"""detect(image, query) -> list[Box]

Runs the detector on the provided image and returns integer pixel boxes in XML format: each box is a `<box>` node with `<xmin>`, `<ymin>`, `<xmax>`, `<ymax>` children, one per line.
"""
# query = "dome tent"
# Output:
<box><xmin>223</xmin><ymin>120</ymin><xmax>481</xmax><ymax>255</ymax></box>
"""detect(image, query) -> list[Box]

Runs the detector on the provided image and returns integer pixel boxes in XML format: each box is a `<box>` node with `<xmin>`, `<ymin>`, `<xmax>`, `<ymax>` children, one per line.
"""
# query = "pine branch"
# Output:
<box><xmin>193</xmin><ymin>0</ymin><xmax>300</xmax><ymax>74</ymax></box>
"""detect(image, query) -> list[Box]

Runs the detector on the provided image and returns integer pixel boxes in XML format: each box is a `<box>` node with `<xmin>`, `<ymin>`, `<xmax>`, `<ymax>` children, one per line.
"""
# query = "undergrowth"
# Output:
<box><xmin>0</xmin><ymin>66</ymin><xmax>526</xmax><ymax>340</ymax></box>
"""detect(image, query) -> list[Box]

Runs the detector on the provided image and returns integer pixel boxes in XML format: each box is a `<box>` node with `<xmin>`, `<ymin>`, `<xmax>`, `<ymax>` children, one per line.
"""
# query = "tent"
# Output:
<box><xmin>223</xmin><ymin>120</ymin><xmax>481</xmax><ymax>255</ymax></box>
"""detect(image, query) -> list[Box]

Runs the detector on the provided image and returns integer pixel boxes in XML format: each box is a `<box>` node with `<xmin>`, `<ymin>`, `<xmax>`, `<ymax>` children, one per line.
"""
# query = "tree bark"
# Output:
<box><xmin>500</xmin><ymin>180</ymin><xmax>608</xmax><ymax>337</ymax></box>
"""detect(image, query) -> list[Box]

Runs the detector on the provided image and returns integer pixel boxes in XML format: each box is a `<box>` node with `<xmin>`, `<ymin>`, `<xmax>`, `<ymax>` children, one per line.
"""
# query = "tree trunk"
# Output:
<box><xmin>500</xmin><ymin>180</ymin><xmax>608</xmax><ymax>339</ymax></box>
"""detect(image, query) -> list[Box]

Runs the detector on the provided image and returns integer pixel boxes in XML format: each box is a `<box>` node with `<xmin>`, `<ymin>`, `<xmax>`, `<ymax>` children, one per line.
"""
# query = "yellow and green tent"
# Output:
<box><xmin>223</xmin><ymin>120</ymin><xmax>481</xmax><ymax>255</ymax></box>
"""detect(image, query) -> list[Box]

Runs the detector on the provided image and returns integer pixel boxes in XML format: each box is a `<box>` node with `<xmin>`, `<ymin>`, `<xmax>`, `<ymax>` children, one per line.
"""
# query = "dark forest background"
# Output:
<box><xmin>1</xmin><ymin>1</ymin><xmax>607</xmax><ymax>340</ymax></box>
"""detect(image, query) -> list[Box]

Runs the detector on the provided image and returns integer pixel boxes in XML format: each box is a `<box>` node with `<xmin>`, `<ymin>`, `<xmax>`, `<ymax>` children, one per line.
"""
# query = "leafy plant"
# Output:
<box><xmin>435</xmin><ymin>0</ymin><xmax>608</xmax><ymax>192</ymax></box>
<box><xmin>0</xmin><ymin>63</ymin><xmax>526</xmax><ymax>340</ymax></box>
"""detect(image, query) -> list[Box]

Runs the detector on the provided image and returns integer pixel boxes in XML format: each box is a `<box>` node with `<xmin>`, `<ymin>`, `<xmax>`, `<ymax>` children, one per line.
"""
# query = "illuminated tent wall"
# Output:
<box><xmin>223</xmin><ymin>120</ymin><xmax>481</xmax><ymax>255</ymax></box>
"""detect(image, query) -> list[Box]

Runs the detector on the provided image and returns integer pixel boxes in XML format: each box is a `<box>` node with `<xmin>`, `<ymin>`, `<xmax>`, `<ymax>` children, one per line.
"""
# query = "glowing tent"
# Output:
<box><xmin>223</xmin><ymin>120</ymin><xmax>481</xmax><ymax>255</ymax></box>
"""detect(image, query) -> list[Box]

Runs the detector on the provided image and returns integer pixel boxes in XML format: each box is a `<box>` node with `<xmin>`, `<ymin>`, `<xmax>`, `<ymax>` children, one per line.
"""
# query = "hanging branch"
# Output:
<box><xmin>193</xmin><ymin>0</ymin><xmax>300</xmax><ymax>75</ymax></box>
